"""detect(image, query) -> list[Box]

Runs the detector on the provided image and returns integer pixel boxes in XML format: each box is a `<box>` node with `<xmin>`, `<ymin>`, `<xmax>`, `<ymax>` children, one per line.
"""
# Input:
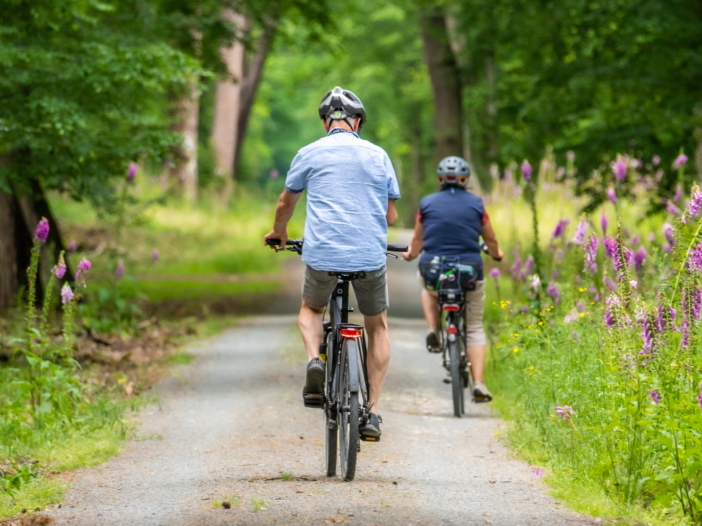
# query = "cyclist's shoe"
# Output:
<box><xmin>426</xmin><ymin>332</ymin><xmax>441</xmax><ymax>353</ymax></box>
<box><xmin>302</xmin><ymin>358</ymin><xmax>325</xmax><ymax>408</ymax></box>
<box><xmin>473</xmin><ymin>381</ymin><xmax>493</xmax><ymax>403</ymax></box>
<box><xmin>360</xmin><ymin>413</ymin><xmax>382</xmax><ymax>442</ymax></box>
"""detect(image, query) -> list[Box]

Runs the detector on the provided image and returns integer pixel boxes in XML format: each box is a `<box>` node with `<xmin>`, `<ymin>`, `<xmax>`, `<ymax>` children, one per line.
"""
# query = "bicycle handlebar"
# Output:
<box><xmin>266</xmin><ymin>238</ymin><xmax>408</xmax><ymax>252</ymax></box>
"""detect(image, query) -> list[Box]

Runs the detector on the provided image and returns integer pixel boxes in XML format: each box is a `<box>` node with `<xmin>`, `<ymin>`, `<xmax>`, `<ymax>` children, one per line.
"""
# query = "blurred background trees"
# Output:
<box><xmin>3</xmin><ymin>0</ymin><xmax>702</xmax><ymax>306</ymax></box>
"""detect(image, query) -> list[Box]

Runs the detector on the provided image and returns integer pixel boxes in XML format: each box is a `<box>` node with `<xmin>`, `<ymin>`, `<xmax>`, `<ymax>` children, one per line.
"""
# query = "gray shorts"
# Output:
<box><xmin>302</xmin><ymin>265</ymin><xmax>389</xmax><ymax>317</ymax></box>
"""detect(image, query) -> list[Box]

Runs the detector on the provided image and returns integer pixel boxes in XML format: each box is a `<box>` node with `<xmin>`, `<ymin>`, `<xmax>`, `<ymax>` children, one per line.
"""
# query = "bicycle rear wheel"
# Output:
<box><xmin>338</xmin><ymin>339</ymin><xmax>360</xmax><ymax>481</ymax></box>
<box><xmin>324</xmin><ymin>335</ymin><xmax>337</xmax><ymax>477</ymax></box>
<box><xmin>449</xmin><ymin>339</ymin><xmax>465</xmax><ymax>417</ymax></box>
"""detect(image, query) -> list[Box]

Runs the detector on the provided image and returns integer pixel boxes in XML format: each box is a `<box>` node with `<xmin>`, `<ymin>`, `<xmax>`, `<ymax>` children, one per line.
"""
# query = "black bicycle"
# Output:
<box><xmin>267</xmin><ymin>238</ymin><xmax>407</xmax><ymax>481</ymax></box>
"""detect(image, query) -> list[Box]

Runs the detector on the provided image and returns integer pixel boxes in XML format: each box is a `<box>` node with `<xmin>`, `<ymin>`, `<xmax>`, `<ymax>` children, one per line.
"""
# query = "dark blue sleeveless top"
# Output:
<box><xmin>418</xmin><ymin>187</ymin><xmax>487</xmax><ymax>279</ymax></box>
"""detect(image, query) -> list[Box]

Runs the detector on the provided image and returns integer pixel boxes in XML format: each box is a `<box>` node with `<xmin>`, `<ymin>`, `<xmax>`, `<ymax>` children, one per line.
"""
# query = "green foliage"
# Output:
<box><xmin>453</xmin><ymin>0</ymin><xmax>702</xmax><ymax>182</ymax></box>
<box><xmin>489</xmin><ymin>174</ymin><xmax>702</xmax><ymax>523</ymax></box>
<box><xmin>79</xmin><ymin>275</ymin><xmax>145</xmax><ymax>335</ymax></box>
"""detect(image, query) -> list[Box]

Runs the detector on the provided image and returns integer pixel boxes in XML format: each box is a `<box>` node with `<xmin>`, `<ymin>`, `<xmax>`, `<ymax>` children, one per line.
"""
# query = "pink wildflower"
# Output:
<box><xmin>551</xmin><ymin>219</ymin><xmax>570</xmax><ymax>240</ymax></box>
<box><xmin>127</xmin><ymin>162</ymin><xmax>138</xmax><ymax>181</ymax></box>
<box><xmin>613</xmin><ymin>159</ymin><xmax>627</xmax><ymax>181</ymax></box>
<box><xmin>35</xmin><ymin>217</ymin><xmax>50</xmax><ymax>243</ymax></box>
<box><xmin>607</xmin><ymin>188</ymin><xmax>617</xmax><ymax>203</ymax></box>
<box><xmin>60</xmin><ymin>283</ymin><xmax>74</xmax><ymax>304</ymax></box>
<box><xmin>556</xmin><ymin>406</ymin><xmax>575</xmax><ymax>422</ymax></box>
<box><xmin>68</xmin><ymin>240</ymin><xmax>77</xmax><ymax>252</ymax></box>
<box><xmin>572</xmin><ymin>220</ymin><xmax>588</xmax><ymax>244</ymax></box>
<box><xmin>649</xmin><ymin>390</ymin><xmax>660</xmax><ymax>405</ymax></box>
<box><xmin>652</xmin><ymin>155</ymin><xmax>660</xmax><ymax>166</ymax></box>
<box><xmin>51</xmin><ymin>256</ymin><xmax>66</xmax><ymax>279</ymax></box>
<box><xmin>115</xmin><ymin>262</ymin><xmax>124</xmax><ymax>279</ymax></box>
<box><xmin>152</xmin><ymin>249</ymin><xmax>159</xmax><ymax>262</ymax></box>
<box><xmin>673</xmin><ymin>154</ymin><xmax>688</xmax><ymax>170</ymax></box>
<box><xmin>521</xmin><ymin>160</ymin><xmax>533</xmax><ymax>181</ymax></box>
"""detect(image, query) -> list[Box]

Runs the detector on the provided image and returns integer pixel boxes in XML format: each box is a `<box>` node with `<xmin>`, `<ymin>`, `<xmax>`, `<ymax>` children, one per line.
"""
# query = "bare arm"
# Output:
<box><xmin>402</xmin><ymin>218</ymin><xmax>424</xmax><ymax>261</ymax></box>
<box><xmin>482</xmin><ymin>218</ymin><xmax>504</xmax><ymax>260</ymax></box>
<box><xmin>263</xmin><ymin>189</ymin><xmax>302</xmax><ymax>249</ymax></box>
<box><xmin>386</xmin><ymin>199</ymin><xmax>398</xmax><ymax>227</ymax></box>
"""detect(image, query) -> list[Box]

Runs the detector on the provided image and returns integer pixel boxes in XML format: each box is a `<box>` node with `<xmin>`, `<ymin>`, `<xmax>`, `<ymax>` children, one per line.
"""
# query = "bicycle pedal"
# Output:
<box><xmin>443</xmin><ymin>378</ymin><xmax>451</xmax><ymax>384</ymax></box>
<box><xmin>302</xmin><ymin>393</ymin><xmax>324</xmax><ymax>408</ymax></box>
<box><xmin>360</xmin><ymin>435</ymin><xmax>380</xmax><ymax>442</ymax></box>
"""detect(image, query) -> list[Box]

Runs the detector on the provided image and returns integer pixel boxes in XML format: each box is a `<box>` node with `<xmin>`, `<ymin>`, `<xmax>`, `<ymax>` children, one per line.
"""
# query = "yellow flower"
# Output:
<box><xmin>579</xmin><ymin>287</ymin><xmax>586</xmax><ymax>292</ymax></box>
<box><xmin>534</xmin><ymin>329</ymin><xmax>540</xmax><ymax>333</ymax></box>
<box><xmin>555</xmin><ymin>373</ymin><xmax>559</xmax><ymax>377</ymax></box>
<box><xmin>550</xmin><ymin>414</ymin><xmax>555</xmax><ymax>417</ymax></box>
<box><xmin>118</xmin><ymin>378</ymin><xmax>126</xmax><ymax>383</ymax></box>
<box><xmin>530</xmin><ymin>366</ymin><xmax>535</xmax><ymax>370</ymax></box>
<box><xmin>495</xmin><ymin>432</ymin><xmax>499</xmax><ymax>436</ymax></box>
<box><xmin>579</xmin><ymin>313</ymin><xmax>585</xmax><ymax>317</ymax></box>
<box><xmin>513</xmin><ymin>347</ymin><xmax>519</xmax><ymax>353</ymax></box>
<box><xmin>538</xmin><ymin>321</ymin><xmax>543</xmax><ymax>325</ymax></box>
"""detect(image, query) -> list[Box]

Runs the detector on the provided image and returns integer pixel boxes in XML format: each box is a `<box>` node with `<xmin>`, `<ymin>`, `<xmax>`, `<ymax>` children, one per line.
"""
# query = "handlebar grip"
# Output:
<box><xmin>480</xmin><ymin>240</ymin><xmax>490</xmax><ymax>254</ymax></box>
<box><xmin>387</xmin><ymin>244</ymin><xmax>409</xmax><ymax>252</ymax></box>
<box><xmin>266</xmin><ymin>238</ymin><xmax>282</xmax><ymax>246</ymax></box>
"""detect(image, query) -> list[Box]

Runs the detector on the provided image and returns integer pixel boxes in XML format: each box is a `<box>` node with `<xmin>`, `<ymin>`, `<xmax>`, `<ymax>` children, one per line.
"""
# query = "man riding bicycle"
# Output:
<box><xmin>264</xmin><ymin>86</ymin><xmax>400</xmax><ymax>439</ymax></box>
<box><xmin>402</xmin><ymin>156</ymin><xmax>503</xmax><ymax>402</ymax></box>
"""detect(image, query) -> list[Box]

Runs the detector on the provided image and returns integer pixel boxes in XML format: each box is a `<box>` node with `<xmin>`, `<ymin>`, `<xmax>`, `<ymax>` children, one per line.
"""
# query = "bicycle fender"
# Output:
<box><xmin>345</xmin><ymin>339</ymin><xmax>361</xmax><ymax>393</ymax></box>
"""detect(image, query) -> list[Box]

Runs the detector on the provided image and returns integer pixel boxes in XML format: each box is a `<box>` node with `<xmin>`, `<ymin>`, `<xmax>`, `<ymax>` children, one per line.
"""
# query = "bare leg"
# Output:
<box><xmin>421</xmin><ymin>290</ymin><xmax>440</xmax><ymax>332</ymax></box>
<box><xmin>467</xmin><ymin>344</ymin><xmax>486</xmax><ymax>382</ymax></box>
<box><xmin>298</xmin><ymin>299</ymin><xmax>324</xmax><ymax>362</ymax></box>
<box><xmin>364</xmin><ymin>311</ymin><xmax>391</xmax><ymax>414</ymax></box>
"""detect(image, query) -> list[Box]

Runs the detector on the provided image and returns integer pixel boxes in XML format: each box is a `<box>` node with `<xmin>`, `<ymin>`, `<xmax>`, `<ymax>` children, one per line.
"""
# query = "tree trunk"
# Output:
<box><xmin>164</xmin><ymin>82</ymin><xmax>200</xmax><ymax>201</ymax></box>
<box><xmin>212</xmin><ymin>11</ymin><xmax>247</xmax><ymax>178</ymax></box>
<box><xmin>0</xmin><ymin>189</ymin><xmax>18</xmax><ymax>310</ymax></box>
<box><xmin>484</xmin><ymin>50</ymin><xmax>498</xmax><ymax>164</ymax></box>
<box><xmin>420</xmin><ymin>11</ymin><xmax>463</xmax><ymax>163</ymax></box>
<box><xmin>232</xmin><ymin>21</ymin><xmax>277</xmax><ymax>180</ymax></box>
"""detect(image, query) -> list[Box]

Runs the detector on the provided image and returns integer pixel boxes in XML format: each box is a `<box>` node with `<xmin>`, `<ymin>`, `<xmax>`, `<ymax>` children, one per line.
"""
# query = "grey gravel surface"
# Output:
<box><xmin>46</xmin><ymin>313</ymin><xmax>600</xmax><ymax>526</ymax></box>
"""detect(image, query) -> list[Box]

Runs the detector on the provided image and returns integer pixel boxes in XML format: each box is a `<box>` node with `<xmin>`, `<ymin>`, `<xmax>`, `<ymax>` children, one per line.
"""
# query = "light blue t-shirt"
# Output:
<box><xmin>285</xmin><ymin>129</ymin><xmax>401</xmax><ymax>272</ymax></box>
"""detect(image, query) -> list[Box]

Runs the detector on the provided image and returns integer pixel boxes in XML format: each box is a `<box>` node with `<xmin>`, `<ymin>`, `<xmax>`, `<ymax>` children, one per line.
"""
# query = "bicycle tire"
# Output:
<box><xmin>324</xmin><ymin>334</ymin><xmax>337</xmax><ymax>477</ymax></box>
<box><xmin>449</xmin><ymin>339</ymin><xmax>464</xmax><ymax>417</ymax></box>
<box><xmin>338</xmin><ymin>339</ymin><xmax>360</xmax><ymax>481</ymax></box>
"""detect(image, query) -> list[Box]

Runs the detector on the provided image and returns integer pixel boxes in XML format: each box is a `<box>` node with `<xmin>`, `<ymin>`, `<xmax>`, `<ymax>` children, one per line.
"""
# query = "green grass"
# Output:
<box><xmin>167</xmin><ymin>352</ymin><xmax>196</xmax><ymax>365</ymax></box>
<box><xmin>251</xmin><ymin>498</ymin><xmax>268</xmax><ymax>512</ymax></box>
<box><xmin>138</xmin><ymin>280</ymin><xmax>279</xmax><ymax>302</ymax></box>
<box><xmin>213</xmin><ymin>496</ymin><xmax>241</xmax><ymax>509</ymax></box>
<box><xmin>279</xmin><ymin>470</ymin><xmax>294</xmax><ymax>481</ymax></box>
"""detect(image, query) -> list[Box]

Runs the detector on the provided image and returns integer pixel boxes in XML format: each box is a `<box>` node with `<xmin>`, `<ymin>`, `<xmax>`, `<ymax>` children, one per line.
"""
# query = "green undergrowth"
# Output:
<box><xmin>0</xmin><ymin>313</ymin><xmax>240</xmax><ymax>520</ymax></box>
<box><xmin>138</xmin><ymin>280</ymin><xmax>279</xmax><ymax>302</ymax></box>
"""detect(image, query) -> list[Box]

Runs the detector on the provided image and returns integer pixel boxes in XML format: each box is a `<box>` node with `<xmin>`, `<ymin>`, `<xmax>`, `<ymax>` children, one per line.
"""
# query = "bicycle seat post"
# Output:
<box><xmin>332</xmin><ymin>279</ymin><xmax>351</xmax><ymax>324</ymax></box>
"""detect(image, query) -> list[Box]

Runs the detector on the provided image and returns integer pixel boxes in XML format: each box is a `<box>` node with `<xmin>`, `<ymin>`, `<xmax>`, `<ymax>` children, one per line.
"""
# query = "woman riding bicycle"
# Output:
<box><xmin>402</xmin><ymin>156</ymin><xmax>504</xmax><ymax>403</ymax></box>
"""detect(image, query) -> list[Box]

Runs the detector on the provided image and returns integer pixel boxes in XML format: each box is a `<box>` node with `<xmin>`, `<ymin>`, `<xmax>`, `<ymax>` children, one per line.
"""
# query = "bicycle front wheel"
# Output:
<box><xmin>338</xmin><ymin>339</ymin><xmax>360</xmax><ymax>481</ymax></box>
<box><xmin>449</xmin><ymin>339</ymin><xmax>464</xmax><ymax>417</ymax></box>
<box><xmin>325</xmin><ymin>335</ymin><xmax>337</xmax><ymax>477</ymax></box>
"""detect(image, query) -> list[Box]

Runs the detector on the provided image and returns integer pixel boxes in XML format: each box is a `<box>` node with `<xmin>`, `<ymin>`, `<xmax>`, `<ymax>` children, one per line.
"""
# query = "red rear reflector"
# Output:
<box><xmin>443</xmin><ymin>304</ymin><xmax>460</xmax><ymax>311</ymax></box>
<box><xmin>340</xmin><ymin>328</ymin><xmax>363</xmax><ymax>339</ymax></box>
<box><xmin>447</xmin><ymin>326</ymin><xmax>458</xmax><ymax>334</ymax></box>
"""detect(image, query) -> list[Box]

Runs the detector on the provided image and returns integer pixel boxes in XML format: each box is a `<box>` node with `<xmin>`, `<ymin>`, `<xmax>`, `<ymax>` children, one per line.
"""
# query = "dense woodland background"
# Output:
<box><xmin>2</xmin><ymin>0</ymin><xmax>702</xmax><ymax>308</ymax></box>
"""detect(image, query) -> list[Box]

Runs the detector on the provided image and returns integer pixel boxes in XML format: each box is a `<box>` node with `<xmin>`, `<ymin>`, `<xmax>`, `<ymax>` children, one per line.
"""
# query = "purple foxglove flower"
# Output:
<box><xmin>572</xmin><ymin>220</ymin><xmax>588</xmax><ymax>244</ymax></box>
<box><xmin>567</xmin><ymin>151</ymin><xmax>575</xmax><ymax>163</ymax></box>
<box><xmin>689</xmin><ymin>242</ymin><xmax>702</xmax><ymax>272</ymax></box>
<box><xmin>674</xmin><ymin>185</ymin><xmax>682</xmax><ymax>202</ymax></box>
<box><xmin>551</xmin><ymin>219</ymin><xmax>570</xmax><ymax>240</ymax></box>
<box><xmin>667</xmin><ymin>202</ymin><xmax>680</xmax><ymax>216</ymax></box>
<box><xmin>547</xmin><ymin>282</ymin><xmax>560</xmax><ymax>304</ymax></box>
<box><xmin>531</xmin><ymin>466</ymin><xmax>545</xmax><ymax>476</ymax></box>
<box><xmin>564</xmin><ymin>310</ymin><xmax>578</xmax><ymax>323</ymax></box>
<box><xmin>689</xmin><ymin>188</ymin><xmax>702</xmax><ymax>217</ymax></box>
<box><xmin>638</xmin><ymin>312</ymin><xmax>654</xmax><ymax>355</ymax></box>
<box><xmin>530</xmin><ymin>275</ymin><xmax>541</xmax><ymax>292</ymax></box>
<box><xmin>34</xmin><ymin>217</ymin><xmax>50</xmax><ymax>243</ymax></box>
<box><xmin>556</xmin><ymin>406</ymin><xmax>575</xmax><ymax>421</ymax></box>
<box><xmin>77</xmin><ymin>258</ymin><xmax>91</xmax><ymax>272</ymax></box>
<box><xmin>649</xmin><ymin>390</ymin><xmax>660</xmax><ymax>405</ymax></box>
<box><xmin>510</xmin><ymin>253</ymin><xmax>522</xmax><ymax>280</ymax></box>
<box><xmin>127</xmin><ymin>162</ymin><xmax>138</xmax><ymax>181</ymax></box>
<box><xmin>663</xmin><ymin>244</ymin><xmax>672</xmax><ymax>253</ymax></box>
<box><xmin>521</xmin><ymin>306</ymin><xmax>528</xmax><ymax>314</ymax></box>
<box><xmin>648</xmin><ymin>233</ymin><xmax>655</xmax><ymax>242</ymax></box>
<box><xmin>607</xmin><ymin>188</ymin><xmax>617</xmax><ymax>203</ymax></box>
<box><xmin>555</xmin><ymin>249</ymin><xmax>564</xmax><ymax>264</ymax></box>
<box><xmin>60</xmin><ymin>283</ymin><xmax>74</xmax><ymax>304</ymax></box>
<box><xmin>51</xmin><ymin>257</ymin><xmax>66</xmax><ymax>279</ymax></box>
<box><xmin>663</xmin><ymin>223</ymin><xmax>674</xmax><ymax>245</ymax></box>
<box><xmin>600</xmin><ymin>213</ymin><xmax>608</xmax><ymax>234</ymax></box>
<box><xmin>521</xmin><ymin>160</ymin><xmax>533</xmax><ymax>181</ymax></box>
<box><xmin>575</xmin><ymin>274</ymin><xmax>582</xmax><ymax>285</ymax></box>
<box><xmin>525</xmin><ymin>255</ymin><xmax>534</xmax><ymax>275</ymax></box>
<box><xmin>631</xmin><ymin>236</ymin><xmax>639</xmax><ymax>245</ymax></box>
<box><xmin>504</xmin><ymin>168</ymin><xmax>512</xmax><ymax>182</ymax></box>
<box><xmin>604</xmin><ymin>277</ymin><xmax>617</xmax><ymax>292</ymax></box>
<box><xmin>605</xmin><ymin>295</ymin><xmax>621</xmax><ymax>327</ymax></box>
<box><xmin>584</xmin><ymin>235</ymin><xmax>598</xmax><ymax>274</ymax></box>
<box><xmin>152</xmin><ymin>249</ymin><xmax>159</xmax><ymax>262</ymax></box>
<box><xmin>115</xmin><ymin>262</ymin><xmax>124</xmax><ymax>279</ymax></box>
<box><xmin>673</xmin><ymin>154</ymin><xmax>688</xmax><ymax>170</ymax></box>
<box><xmin>695</xmin><ymin>287</ymin><xmax>702</xmax><ymax>321</ymax></box>
<box><xmin>552</xmin><ymin>269</ymin><xmax>559</xmax><ymax>279</ymax></box>
<box><xmin>633</xmin><ymin>159</ymin><xmax>642</xmax><ymax>169</ymax></box>
<box><xmin>652</xmin><ymin>155</ymin><xmax>660</xmax><ymax>166</ymax></box>
<box><xmin>576</xmin><ymin>300</ymin><xmax>585</xmax><ymax>312</ymax></box>
<box><xmin>633</xmin><ymin>246</ymin><xmax>647</xmax><ymax>271</ymax></box>
<box><xmin>613</xmin><ymin>159</ymin><xmax>627</xmax><ymax>181</ymax></box>
<box><xmin>557</xmin><ymin>166</ymin><xmax>566</xmax><ymax>178</ymax></box>
<box><xmin>603</xmin><ymin>236</ymin><xmax>617</xmax><ymax>258</ymax></box>
<box><xmin>68</xmin><ymin>240</ymin><xmax>77</xmax><ymax>252</ymax></box>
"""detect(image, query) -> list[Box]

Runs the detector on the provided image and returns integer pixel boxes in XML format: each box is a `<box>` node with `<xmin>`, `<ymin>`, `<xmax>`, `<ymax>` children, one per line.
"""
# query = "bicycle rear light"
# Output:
<box><xmin>443</xmin><ymin>304</ymin><xmax>460</xmax><ymax>311</ymax></box>
<box><xmin>447</xmin><ymin>326</ymin><xmax>458</xmax><ymax>335</ymax></box>
<box><xmin>340</xmin><ymin>328</ymin><xmax>363</xmax><ymax>339</ymax></box>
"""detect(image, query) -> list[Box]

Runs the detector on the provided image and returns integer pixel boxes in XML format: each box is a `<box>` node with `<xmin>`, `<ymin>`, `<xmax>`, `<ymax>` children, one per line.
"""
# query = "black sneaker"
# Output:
<box><xmin>360</xmin><ymin>413</ymin><xmax>382</xmax><ymax>441</ymax></box>
<box><xmin>302</xmin><ymin>358</ymin><xmax>325</xmax><ymax>408</ymax></box>
<box><xmin>426</xmin><ymin>332</ymin><xmax>441</xmax><ymax>353</ymax></box>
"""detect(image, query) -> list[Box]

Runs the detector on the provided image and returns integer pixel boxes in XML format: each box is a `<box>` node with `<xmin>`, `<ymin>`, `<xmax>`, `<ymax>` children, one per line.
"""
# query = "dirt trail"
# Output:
<box><xmin>45</xmin><ymin>314</ymin><xmax>598</xmax><ymax>526</ymax></box>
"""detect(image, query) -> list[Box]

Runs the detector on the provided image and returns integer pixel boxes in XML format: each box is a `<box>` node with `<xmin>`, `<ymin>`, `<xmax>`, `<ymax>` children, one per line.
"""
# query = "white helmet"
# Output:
<box><xmin>437</xmin><ymin>156</ymin><xmax>470</xmax><ymax>188</ymax></box>
<box><xmin>318</xmin><ymin>86</ymin><xmax>367</xmax><ymax>130</ymax></box>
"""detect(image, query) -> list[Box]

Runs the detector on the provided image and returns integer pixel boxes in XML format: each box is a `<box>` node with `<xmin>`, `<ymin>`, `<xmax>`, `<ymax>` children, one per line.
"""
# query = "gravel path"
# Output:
<box><xmin>45</xmin><ymin>313</ymin><xmax>599</xmax><ymax>525</ymax></box>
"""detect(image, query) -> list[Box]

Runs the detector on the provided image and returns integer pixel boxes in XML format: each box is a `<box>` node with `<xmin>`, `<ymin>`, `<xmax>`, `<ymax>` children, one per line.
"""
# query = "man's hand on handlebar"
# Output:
<box><xmin>264</xmin><ymin>229</ymin><xmax>288</xmax><ymax>250</ymax></box>
<box><xmin>401</xmin><ymin>250</ymin><xmax>415</xmax><ymax>261</ymax></box>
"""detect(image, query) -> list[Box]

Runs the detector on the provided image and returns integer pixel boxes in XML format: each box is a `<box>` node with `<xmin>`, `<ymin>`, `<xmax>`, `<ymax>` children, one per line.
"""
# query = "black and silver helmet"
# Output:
<box><xmin>318</xmin><ymin>86</ymin><xmax>367</xmax><ymax>130</ymax></box>
<box><xmin>437</xmin><ymin>156</ymin><xmax>470</xmax><ymax>188</ymax></box>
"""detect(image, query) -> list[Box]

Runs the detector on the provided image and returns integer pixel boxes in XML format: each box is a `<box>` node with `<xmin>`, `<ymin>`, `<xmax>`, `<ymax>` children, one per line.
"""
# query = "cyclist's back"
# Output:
<box><xmin>286</xmin><ymin>130</ymin><xmax>400</xmax><ymax>272</ymax></box>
